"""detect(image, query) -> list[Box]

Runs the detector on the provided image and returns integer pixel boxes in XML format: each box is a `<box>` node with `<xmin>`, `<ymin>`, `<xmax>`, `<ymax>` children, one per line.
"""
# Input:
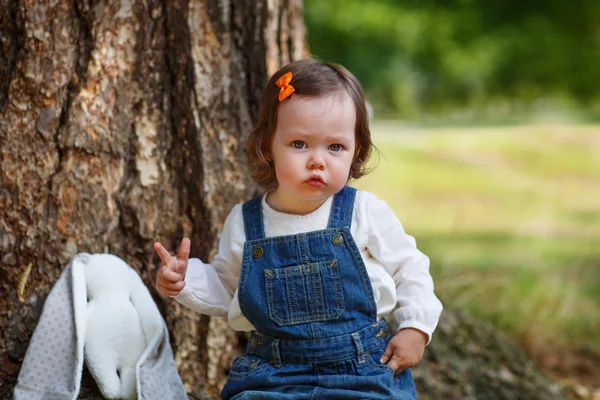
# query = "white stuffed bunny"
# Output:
<box><xmin>84</xmin><ymin>254</ymin><xmax>162</xmax><ymax>399</ymax></box>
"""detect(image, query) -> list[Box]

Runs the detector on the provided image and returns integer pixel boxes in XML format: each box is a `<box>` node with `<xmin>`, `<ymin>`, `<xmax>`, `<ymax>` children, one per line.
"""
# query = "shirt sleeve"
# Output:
<box><xmin>172</xmin><ymin>204</ymin><xmax>244</xmax><ymax>317</ymax></box>
<box><xmin>363</xmin><ymin>192</ymin><xmax>443</xmax><ymax>345</ymax></box>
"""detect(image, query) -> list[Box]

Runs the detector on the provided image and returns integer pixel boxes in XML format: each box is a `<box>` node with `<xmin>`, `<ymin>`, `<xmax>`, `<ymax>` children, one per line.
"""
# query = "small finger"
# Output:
<box><xmin>386</xmin><ymin>358</ymin><xmax>400</xmax><ymax>374</ymax></box>
<box><xmin>177</xmin><ymin>238</ymin><xmax>191</xmax><ymax>265</ymax></box>
<box><xmin>387</xmin><ymin>356</ymin><xmax>411</xmax><ymax>376</ymax></box>
<box><xmin>157</xmin><ymin>282</ymin><xmax>185</xmax><ymax>296</ymax></box>
<box><xmin>156</xmin><ymin>283</ymin><xmax>176</xmax><ymax>296</ymax></box>
<box><xmin>154</xmin><ymin>242</ymin><xmax>173</xmax><ymax>264</ymax></box>
<box><xmin>380</xmin><ymin>347</ymin><xmax>392</xmax><ymax>364</ymax></box>
<box><xmin>159</xmin><ymin>265</ymin><xmax>181</xmax><ymax>282</ymax></box>
<box><xmin>162</xmin><ymin>280</ymin><xmax>185</xmax><ymax>291</ymax></box>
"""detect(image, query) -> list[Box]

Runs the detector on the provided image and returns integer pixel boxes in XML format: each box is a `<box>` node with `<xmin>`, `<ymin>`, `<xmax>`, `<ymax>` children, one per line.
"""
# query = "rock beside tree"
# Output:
<box><xmin>414</xmin><ymin>310</ymin><xmax>571</xmax><ymax>400</ymax></box>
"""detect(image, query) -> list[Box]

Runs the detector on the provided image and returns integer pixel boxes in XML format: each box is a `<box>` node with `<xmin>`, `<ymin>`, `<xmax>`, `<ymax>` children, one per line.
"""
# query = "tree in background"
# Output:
<box><xmin>0</xmin><ymin>0</ymin><xmax>305</xmax><ymax>398</ymax></box>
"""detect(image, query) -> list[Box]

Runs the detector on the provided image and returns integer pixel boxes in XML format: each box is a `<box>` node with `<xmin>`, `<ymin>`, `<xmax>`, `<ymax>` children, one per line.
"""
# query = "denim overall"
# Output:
<box><xmin>221</xmin><ymin>186</ymin><xmax>417</xmax><ymax>399</ymax></box>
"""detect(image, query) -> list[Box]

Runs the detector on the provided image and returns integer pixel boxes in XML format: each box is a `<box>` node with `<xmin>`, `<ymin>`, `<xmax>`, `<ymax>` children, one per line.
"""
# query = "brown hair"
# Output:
<box><xmin>247</xmin><ymin>59</ymin><xmax>374</xmax><ymax>184</ymax></box>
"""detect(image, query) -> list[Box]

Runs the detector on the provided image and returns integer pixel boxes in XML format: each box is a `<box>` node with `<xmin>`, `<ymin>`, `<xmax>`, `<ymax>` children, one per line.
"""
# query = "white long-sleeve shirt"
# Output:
<box><xmin>174</xmin><ymin>190</ymin><xmax>443</xmax><ymax>344</ymax></box>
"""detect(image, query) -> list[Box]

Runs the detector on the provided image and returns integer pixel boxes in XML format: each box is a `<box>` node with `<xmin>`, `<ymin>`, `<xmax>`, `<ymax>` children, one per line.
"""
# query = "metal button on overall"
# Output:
<box><xmin>332</xmin><ymin>234</ymin><xmax>344</xmax><ymax>246</ymax></box>
<box><xmin>252</xmin><ymin>246</ymin><xmax>264</xmax><ymax>258</ymax></box>
<box><xmin>379</xmin><ymin>328</ymin><xmax>388</xmax><ymax>338</ymax></box>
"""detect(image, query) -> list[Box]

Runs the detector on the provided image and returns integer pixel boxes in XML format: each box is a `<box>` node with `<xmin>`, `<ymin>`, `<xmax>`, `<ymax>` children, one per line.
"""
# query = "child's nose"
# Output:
<box><xmin>307</xmin><ymin>151</ymin><xmax>326</xmax><ymax>170</ymax></box>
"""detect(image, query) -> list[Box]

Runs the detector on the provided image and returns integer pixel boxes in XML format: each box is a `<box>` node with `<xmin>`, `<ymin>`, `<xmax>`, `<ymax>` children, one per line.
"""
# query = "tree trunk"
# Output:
<box><xmin>0</xmin><ymin>0</ymin><xmax>307</xmax><ymax>398</ymax></box>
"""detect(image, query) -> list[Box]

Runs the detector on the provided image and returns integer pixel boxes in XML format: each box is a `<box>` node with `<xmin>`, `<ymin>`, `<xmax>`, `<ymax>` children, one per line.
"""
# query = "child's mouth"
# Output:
<box><xmin>306</xmin><ymin>178</ymin><xmax>325</xmax><ymax>188</ymax></box>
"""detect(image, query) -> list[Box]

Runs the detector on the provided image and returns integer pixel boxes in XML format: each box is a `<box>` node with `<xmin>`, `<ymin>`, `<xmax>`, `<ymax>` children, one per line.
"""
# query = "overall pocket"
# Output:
<box><xmin>227</xmin><ymin>354</ymin><xmax>270</xmax><ymax>380</ymax></box>
<box><xmin>264</xmin><ymin>259</ymin><xmax>345</xmax><ymax>326</ymax></box>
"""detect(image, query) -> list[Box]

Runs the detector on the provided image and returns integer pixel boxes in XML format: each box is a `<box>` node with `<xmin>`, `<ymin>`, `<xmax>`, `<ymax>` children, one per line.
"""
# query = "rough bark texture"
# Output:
<box><xmin>0</xmin><ymin>0</ymin><xmax>306</xmax><ymax>398</ymax></box>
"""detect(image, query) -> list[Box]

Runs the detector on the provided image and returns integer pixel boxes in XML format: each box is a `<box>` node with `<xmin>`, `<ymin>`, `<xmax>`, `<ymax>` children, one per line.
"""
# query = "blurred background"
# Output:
<box><xmin>305</xmin><ymin>0</ymin><xmax>600</xmax><ymax>392</ymax></box>
<box><xmin>306</xmin><ymin>0</ymin><xmax>600</xmax><ymax>123</ymax></box>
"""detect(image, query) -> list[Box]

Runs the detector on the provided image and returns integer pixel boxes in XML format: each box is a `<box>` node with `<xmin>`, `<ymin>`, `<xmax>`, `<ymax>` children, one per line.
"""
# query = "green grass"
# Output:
<box><xmin>354</xmin><ymin>122</ymin><xmax>600</xmax><ymax>351</ymax></box>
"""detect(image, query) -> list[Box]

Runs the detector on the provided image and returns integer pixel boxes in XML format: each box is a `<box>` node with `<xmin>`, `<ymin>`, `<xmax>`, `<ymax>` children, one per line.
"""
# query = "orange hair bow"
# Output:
<box><xmin>276</xmin><ymin>72</ymin><xmax>295</xmax><ymax>101</ymax></box>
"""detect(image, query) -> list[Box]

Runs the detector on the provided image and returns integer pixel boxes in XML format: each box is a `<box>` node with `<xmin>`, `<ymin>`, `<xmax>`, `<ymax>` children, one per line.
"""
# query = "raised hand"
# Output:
<box><xmin>380</xmin><ymin>328</ymin><xmax>427</xmax><ymax>375</ymax></box>
<box><xmin>154</xmin><ymin>238</ymin><xmax>190</xmax><ymax>296</ymax></box>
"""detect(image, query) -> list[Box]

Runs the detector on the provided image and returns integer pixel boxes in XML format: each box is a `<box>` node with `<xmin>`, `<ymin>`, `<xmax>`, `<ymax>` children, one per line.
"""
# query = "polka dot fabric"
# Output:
<box><xmin>14</xmin><ymin>260</ymin><xmax>80</xmax><ymax>400</ymax></box>
<box><xmin>13</xmin><ymin>253</ymin><xmax>188</xmax><ymax>400</ymax></box>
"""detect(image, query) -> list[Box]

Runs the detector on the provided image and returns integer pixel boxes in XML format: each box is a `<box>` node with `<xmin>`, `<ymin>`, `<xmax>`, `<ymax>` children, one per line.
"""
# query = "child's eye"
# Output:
<box><xmin>328</xmin><ymin>144</ymin><xmax>343</xmax><ymax>152</ymax></box>
<box><xmin>292</xmin><ymin>141</ymin><xmax>306</xmax><ymax>149</ymax></box>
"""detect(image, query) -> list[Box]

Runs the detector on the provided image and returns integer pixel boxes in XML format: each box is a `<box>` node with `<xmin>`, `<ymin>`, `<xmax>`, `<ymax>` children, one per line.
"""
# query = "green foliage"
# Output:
<box><xmin>354</xmin><ymin>122</ymin><xmax>600</xmax><ymax>351</ymax></box>
<box><xmin>304</xmin><ymin>0</ymin><xmax>600</xmax><ymax>120</ymax></box>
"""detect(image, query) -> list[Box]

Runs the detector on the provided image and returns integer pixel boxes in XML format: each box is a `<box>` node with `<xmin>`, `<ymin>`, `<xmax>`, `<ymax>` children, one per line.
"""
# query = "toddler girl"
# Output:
<box><xmin>154</xmin><ymin>59</ymin><xmax>443</xmax><ymax>399</ymax></box>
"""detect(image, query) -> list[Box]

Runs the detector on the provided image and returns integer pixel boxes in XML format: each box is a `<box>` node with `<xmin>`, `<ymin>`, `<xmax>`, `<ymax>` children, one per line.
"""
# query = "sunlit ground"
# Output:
<box><xmin>354</xmin><ymin>122</ymin><xmax>600</xmax><ymax>353</ymax></box>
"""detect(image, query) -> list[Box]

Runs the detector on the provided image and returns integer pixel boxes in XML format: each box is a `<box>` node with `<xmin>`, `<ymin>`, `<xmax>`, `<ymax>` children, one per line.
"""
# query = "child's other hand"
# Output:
<box><xmin>380</xmin><ymin>328</ymin><xmax>427</xmax><ymax>375</ymax></box>
<box><xmin>154</xmin><ymin>238</ymin><xmax>190</xmax><ymax>296</ymax></box>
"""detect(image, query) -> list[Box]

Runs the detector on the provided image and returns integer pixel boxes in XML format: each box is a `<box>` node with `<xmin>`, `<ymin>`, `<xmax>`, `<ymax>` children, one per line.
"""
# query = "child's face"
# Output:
<box><xmin>270</xmin><ymin>92</ymin><xmax>356</xmax><ymax>211</ymax></box>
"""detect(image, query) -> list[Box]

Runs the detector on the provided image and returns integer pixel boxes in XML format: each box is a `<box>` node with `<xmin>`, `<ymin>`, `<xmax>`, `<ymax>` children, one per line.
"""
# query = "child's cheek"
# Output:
<box><xmin>275</xmin><ymin>161</ymin><xmax>296</xmax><ymax>185</ymax></box>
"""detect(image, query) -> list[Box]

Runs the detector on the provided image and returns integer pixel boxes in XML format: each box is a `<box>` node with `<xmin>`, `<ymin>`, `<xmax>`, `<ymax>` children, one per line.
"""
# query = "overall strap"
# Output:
<box><xmin>327</xmin><ymin>186</ymin><xmax>357</xmax><ymax>229</ymax></box>
<box><xmin>242</xmin><ymin>195</ymin><xmax>265</xmax><ymax>241</ymax></box>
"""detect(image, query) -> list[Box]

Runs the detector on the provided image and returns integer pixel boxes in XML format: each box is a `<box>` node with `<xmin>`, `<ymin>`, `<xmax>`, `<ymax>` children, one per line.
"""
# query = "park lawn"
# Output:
<box><xmin>354</xmin><ymin>122</ymin><xmax>600</xmax><ymax>352</ymax></box>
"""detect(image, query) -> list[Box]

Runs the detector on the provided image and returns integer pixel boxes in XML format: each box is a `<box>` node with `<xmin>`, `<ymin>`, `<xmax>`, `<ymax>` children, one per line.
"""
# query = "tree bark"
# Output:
<box><xmin>0</xmin><ymin>0</ymin><xmax>307</xmax><ymax>398</ymax></box>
